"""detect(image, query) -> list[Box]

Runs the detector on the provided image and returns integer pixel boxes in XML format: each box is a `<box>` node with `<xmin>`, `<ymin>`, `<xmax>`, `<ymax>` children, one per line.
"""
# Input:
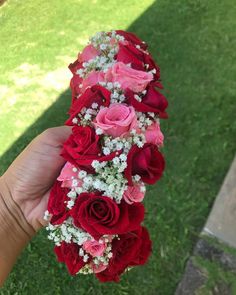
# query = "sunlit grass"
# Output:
<box><xmin>0</xmin><ymin>0</ymin><xmax>154</xmax><ymax>156</ymax></box>
<box><xmin>0</xmin><ymin>0</ymin><xmax>236</xmax><ymax>294</ymax></box>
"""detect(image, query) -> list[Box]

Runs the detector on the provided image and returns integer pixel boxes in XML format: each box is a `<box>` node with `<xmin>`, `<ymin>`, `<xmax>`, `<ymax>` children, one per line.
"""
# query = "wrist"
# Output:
<box><xmin>0</xmin><ymin>176</ymin><xmax>35</xmax><ymax>286</ymax></box>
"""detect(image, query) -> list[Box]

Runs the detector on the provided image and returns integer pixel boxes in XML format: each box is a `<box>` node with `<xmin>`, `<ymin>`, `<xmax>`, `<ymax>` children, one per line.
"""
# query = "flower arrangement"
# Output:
<box><xmin>44</xmin><ymin>30</ymin><xmax>168</xmax><ymax>282</ymax></box>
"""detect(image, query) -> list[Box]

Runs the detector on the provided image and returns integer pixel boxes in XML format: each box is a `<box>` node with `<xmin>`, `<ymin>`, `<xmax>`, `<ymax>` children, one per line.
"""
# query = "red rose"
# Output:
<box><xmin>116</xmin><ymin>42</ymin><xmax>161</xmax><ymax>81</ymax></box>
<box><xmin>68</xmin><ymin>58</ymin><xmax>83</xmax><ymax>75</ymax></box>
<box><xmin>68</xmin><ymin>59</ymin><xmax>84</xmax><ymax>104</ymax></box>
<box><xmin>115</xmin><ymin>30</ymin><xmax>148</xmax><ymax>50</ymax></box>
<box><xmin>96</xmin><ymin>226</ymin><xmax>152</xmax><ymax>282</ymax></box>
<box><xmin>126</xmin><ymin>84</ymin><xmax>168</xmax><ymax>118</ymax></box>
<box><xmin>61</xmin><ymin>125</ymin><xmax>119</xmax><ymax>173</ymax></box>
<box><xmin>124</xmin><ymin>143</ymin><xmax>165</xmax><ymax>185</ymax></box>
<box><xmin>143</xmin><ymin>53</ymin><xmax>161</xmax><ymax>81</ymax></box>
<box><xmin>47</xmin><ymin>181</ymin><xmax>69</xmax><ymax>225</ymax></box>
<box><xmin>70</xmin><ymin>192</ymin><xmax>144</xmax><ymax>239</ymax></box>
<box><xmin>129</xmin><ymin>226</ymin><xmax>152</xmax><ymax>266</ymax></box>
<box><xmin>66</xmin><ymin>85</ymin><xmax>111</xmax><ymax>126</ymax></box>
<box><xmin>116</xmin><ymin>43</ymin><xmax>146</xmax><ymax>71</ymax></box>
<box><xmin>70</xmin><ymin>74</ymin><xmax>83</xmax><ymax>105</ymax></box>
<box><xmin>54</xmin><ymin>242</ymin><xmax>86</xmax><ymax>275</ymax></box>
<box><xmin>61</xmin><ymin>125</ymin><xmax>100</xmax><ymax>172</ymax></box>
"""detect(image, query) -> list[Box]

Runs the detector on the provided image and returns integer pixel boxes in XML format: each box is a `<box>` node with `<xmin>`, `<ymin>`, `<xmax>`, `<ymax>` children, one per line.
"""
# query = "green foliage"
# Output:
<box><xmin>200</xmin><ymin>235</ymin><xmax>236</xmax><ymax>258</ymax></box>
<box><xmin>194</xmin><ymin>257</ymin><xmax>236</xmax><ymax>294</ymax></box>
<box><xmin>1</xmin><ymin>0</ymin><xmax>236</xmax><ymax>294</ymax></box>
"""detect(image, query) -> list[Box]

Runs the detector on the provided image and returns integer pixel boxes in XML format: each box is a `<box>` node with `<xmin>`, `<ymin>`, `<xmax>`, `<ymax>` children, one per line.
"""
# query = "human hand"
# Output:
<box><xmin>0</xmin><ymin>126</ymin><xmax>71</xmax><ymax>286</ymax></box>
<box><xmin>0</xmin><ymin>126</ymin><xmax>71</xmax><ymax>233</ymax></box>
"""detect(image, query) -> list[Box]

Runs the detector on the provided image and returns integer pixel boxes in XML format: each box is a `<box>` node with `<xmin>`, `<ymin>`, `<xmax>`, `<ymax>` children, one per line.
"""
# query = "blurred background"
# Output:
<box><xmin>0</xmin><ymin>0</ymin><xmax>236</xmax><ymax>294</ymax></box>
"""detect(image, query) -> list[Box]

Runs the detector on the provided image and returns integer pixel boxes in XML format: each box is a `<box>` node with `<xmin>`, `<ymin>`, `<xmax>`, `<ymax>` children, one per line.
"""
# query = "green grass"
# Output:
<box><xmin>1</xmin><ymin>0</ymin><xmax>236</xmax><ymax>294</ymax></box>
<box><xmin>194</xmin><ymin>257</ymin><xmax>236</xmax><ymax>294</ymax></box>
<box><xmin>191</xmin><ymin>236</ymin><xmax>236</xmax><ymax>294</ymax></box>
<box><xmin>0</xmin><ymin>0</ymin><xmax>153</xmax><ymax>156</ymax></box>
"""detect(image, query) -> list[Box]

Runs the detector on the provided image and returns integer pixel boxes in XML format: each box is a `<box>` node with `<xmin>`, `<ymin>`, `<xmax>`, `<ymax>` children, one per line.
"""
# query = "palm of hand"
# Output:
<box><xmin>3</xmin><ymin>127</ymin><xmax>71</xmax><ymax>231</ymax></box>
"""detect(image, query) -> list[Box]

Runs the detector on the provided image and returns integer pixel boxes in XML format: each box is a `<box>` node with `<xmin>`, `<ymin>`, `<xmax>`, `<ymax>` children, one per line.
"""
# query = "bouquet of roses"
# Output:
<box><xmin>44</xmin><ymin>30</ymin><xmax>168</xmax><ymax>282</ymax></box>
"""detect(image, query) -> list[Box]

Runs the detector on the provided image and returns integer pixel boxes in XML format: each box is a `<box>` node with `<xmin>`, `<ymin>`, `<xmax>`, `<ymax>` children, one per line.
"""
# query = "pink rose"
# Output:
<box><xmin>123</xmin><ymin>184</ymin><xmax>146</xmax><ymax>204</ymax></box>
<box><xmin>105</xmin><ymin>62</ymin><xmax>153</xmax><ymax>92</ymax></box>
<box><xmin>145</xmin><ymin>122</ymin><xmax>164</xmax><ymax>147</ymax></box>
<box><xmin>83</xmin><ymin>240</ymin><xmax>107</xmax><ymax>257</ymax></box>
<box><xmin>90</xmin><ymin>262</ymin><xmax>108</xmax><ymax>273</ymax></box>
<box><xmin>79</xmin><ymin>44</ymin><xmax>99</xmax><ymax>62</ymax></box>
<box><xmin>57</xmin><ymin>162</ymin><xmax>83</xmax><ymax>188</ymax></box>
<box><xmin>94</xmin><ymin>103</ymin><xmax>138</xmax><ymax>138</ymax></box>
<box><xmin>80</xmin><ymin>70</ymin><xmax>105</xmax><ymax>93</ymax></box>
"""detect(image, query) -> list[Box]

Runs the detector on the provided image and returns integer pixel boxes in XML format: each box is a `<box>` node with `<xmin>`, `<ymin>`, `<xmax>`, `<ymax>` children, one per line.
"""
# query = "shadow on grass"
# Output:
<box><xmin>0</xmin><ymin>89</ymin><xmax>71</xmax><ymax>174</ymax></box>
<box><xmin>2</xmin><ymin>0</ymin><xmax>235</xmax><ymax>179</ymax></box>
<box><xmin>1</xmin><ymin>0</ymin><xmax>236</xmax><ymax>293</ymax></box>
<box><xmin>1</xmin><ymin>0</ymin><xmax>172</xmax><ymax>173</ymax></box>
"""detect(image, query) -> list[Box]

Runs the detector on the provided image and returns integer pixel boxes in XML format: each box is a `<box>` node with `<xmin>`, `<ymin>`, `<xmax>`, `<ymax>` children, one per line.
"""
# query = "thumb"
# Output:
<box><xmin>39</xmin><ymin>126</ymin><xmax>72</xmax><ymax>147</ymax></box>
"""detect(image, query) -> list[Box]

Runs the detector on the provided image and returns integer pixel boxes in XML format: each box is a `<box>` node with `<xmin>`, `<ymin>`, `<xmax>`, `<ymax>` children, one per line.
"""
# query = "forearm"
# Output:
<box><xmin>0</xmin><ymin>176</ymin><xmax>34</xmax><ymax>287</ymax></box>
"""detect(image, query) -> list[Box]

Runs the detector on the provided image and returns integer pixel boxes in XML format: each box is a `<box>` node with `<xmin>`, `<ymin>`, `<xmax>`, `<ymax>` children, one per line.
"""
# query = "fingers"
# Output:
<box><xmin>26</xmin><ymin>191</ymin><xmax>50</xmax><ymax>231</ymax></box>
<box><xmin>49</xmin><ymin>126</ymin><xmax>73</xmax><ymax>144</ymax></box>
<box><xmin>37</xmin><ymin>126</ymin><xmax>72</xmax><ymax>147</ymax></box>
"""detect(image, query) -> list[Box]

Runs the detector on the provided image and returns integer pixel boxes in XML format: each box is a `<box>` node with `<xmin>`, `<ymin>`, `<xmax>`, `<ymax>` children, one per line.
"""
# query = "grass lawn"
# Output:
<box><xmin>0</xmin><ymin>0</ymin><xmax>236</xmax><ymax>294</ymax></box>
